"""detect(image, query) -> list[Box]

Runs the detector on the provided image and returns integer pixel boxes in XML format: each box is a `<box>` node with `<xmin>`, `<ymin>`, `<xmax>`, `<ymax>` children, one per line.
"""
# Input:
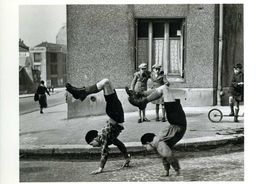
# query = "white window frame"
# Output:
<box><xmin>135</xmin><ymin>19</ymin><xmax>186</xmax><ymax>79</ymax></box>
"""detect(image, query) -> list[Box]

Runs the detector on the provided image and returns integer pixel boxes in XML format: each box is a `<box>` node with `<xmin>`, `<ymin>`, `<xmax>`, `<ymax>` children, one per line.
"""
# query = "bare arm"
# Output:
<box><xmin>90</xmin><ymin>139</ymin><xmax>109</xmax><ymax>174</ymax></box>
<box><xmin>45</xmin><ymin>87</ymin><xmax>50</xmax><ymax>96</ymax></box>
<box><xmin>163</xmin><ymin>75</ymin><xmax>170</xmax><ymax>86</ymax></box>
<box><xmin>130</xmin><ymin>74</ymin><xmax>138</xmax><ymax>90</ymax></box>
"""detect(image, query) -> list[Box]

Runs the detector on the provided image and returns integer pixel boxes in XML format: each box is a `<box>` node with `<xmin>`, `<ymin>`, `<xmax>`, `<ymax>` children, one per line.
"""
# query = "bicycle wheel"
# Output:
<box><xmin>208</xmin><ymin>108</ymin><xmax>223</xmax><ymax>123</ymax></box>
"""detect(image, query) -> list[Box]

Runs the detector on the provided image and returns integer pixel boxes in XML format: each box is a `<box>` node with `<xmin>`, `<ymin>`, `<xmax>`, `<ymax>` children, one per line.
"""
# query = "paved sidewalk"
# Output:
<box><xmin>20</xmin><ymin>104</ymin><xmax>244</xmax><ymax>157</ymax></box>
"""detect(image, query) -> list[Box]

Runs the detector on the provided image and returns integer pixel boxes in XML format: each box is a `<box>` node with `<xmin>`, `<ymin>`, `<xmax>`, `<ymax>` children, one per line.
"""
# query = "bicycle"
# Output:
<box><xmin>208</xmin><ymin>108</ymin><xmax>244</xmax><ymax>123</ymax></box>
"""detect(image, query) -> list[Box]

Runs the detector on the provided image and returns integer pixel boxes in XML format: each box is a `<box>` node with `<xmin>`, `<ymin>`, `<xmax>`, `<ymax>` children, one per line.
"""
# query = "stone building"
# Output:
<box><xmin>19</xmin><ymin>39</ymin><xmax>40</xmax><ymax>94</ymax></box>
<box><xmin>66</xmin><ymin>4</ymin><xmax>243</xmax><ymax>118</ymax></box>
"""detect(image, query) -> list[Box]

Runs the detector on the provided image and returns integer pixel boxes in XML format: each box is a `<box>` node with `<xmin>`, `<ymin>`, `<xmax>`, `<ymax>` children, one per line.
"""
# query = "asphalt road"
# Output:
<box><xmin>19</xmin><ymin>90</ymin><xmax>66</xmax><ymax>115</ymax></box>
<box><xmin>20</xmin><ymin>149</ymin><xmax>244</xmax><ymax>182</ymax></box>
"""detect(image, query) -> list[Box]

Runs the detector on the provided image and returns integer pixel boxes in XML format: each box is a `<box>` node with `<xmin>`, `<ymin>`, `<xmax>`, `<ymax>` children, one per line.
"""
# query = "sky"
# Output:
<box><xmin>19</xmin><ymin>5</ymin><xmax>66</xmax><ymax>48</ymax></box>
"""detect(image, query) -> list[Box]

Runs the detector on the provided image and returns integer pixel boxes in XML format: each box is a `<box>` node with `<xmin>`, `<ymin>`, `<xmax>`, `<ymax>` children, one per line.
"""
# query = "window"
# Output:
<box><xmin>50</xmin><ymin>64</ymin><xmax>58</xmax><ymax>75</ymax></box>
<box><xmin>50</xmin><ymin>53</ymin><xmax>57</xmax><ymax>63</ymax></box>
<box><xmin>51</xmin><ymin>77</ymin><xmax>58</xmax><ymax>87</ymax></box>
<box><xmin>34</xmin><ymin>53</ymin><xmax>41</xmax><ymax>63</ymax></box>
<box><xmin>34</xmin><ymin>65</ymin><xmax>41</xmax><ymax>71</ymax></box>
<box><xmin>136</xmin><ymin>19</ymin><xmax>185</xmax><ymax>78</ymax></box>
<box><xmin>63</xmin><ymin>54</ymin><xmax>66</xmax><ymax>74</ymax></box>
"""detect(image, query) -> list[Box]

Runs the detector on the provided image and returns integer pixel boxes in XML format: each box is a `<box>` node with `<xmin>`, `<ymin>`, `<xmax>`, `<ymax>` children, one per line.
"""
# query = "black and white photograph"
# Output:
<box><xmin>1</xmin><ymin>0</ymin><xmax>259</xmax><ymax>183</ymax></box>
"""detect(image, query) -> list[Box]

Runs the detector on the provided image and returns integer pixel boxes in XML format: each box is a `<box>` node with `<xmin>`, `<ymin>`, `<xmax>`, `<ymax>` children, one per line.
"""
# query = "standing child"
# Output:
<box><xmin>130</xmin><ymin>63</ymin><xmax>151</xmax><ymax>123</ymax></box>
<box><xmin>66</xmin><ymin>78</ymin><xmax>131</xmax><ymax>174</ymax></box>
<box><xmin>229</xmin><ymin>63</ymin><xmax>244</xmax><ymax>122</ymax></box>
<box><xmin>150</xmin><ymin>64</ymin><xmax>169</xmax><ymax>122</ymax></box>
<box><xmin>126</xmin><ymin>84</ymin><xmax>187</xmax><ymax>176</ymax></box>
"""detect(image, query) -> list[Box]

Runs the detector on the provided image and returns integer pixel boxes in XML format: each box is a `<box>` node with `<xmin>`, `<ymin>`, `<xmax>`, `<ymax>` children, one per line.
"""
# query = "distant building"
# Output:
<box><xmin>30</xmin><ymin>42</ymin><xmax>67</xmax><ymax>88</ymax></box>
<box><xmin>56</xmin><ymin>24</ymin><xmax>67</xmax><ymax>45</ymax></box>
<box><xmin>19</xmin><ymin>39</ymin><xmax>30</xmax><ymax>67</ymax></box>
<box><xmin>19</xmin><ymin>39</ymin><xmax>40</xmax><ymax>94</ymax></box>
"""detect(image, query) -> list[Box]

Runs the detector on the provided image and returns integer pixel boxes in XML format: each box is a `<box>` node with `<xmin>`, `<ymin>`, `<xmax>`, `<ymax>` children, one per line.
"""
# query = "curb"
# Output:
<box><xmin>20</xmin><ymin>134</ymin><xmax>244</xmax><ymax>159</ymax></box>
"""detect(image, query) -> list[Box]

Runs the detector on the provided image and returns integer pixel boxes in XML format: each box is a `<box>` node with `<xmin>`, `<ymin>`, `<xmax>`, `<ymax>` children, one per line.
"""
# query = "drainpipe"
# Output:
<box><xmin>217</xmin><ymin>4</ymin><xmax>223</xmax><ymax>106</ymax></box>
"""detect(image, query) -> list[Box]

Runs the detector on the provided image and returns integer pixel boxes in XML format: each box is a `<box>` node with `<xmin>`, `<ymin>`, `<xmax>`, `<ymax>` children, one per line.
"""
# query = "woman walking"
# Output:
<box><xmin>36</xmin><ymin>80</ymin><xmax>50</xmax><ymax>114</ymax></box>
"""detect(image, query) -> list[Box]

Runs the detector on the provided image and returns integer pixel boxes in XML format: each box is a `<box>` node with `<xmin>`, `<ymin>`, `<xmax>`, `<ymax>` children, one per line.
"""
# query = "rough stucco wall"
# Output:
<box><xmin>67</xmin><ymin>4</ymin><xmax>216</xmax><ymax>89</ymax></box>
<box><xmin>67</xmin><ymin>5</ymin><xmax>135</xmax><ymax>88</ymax></box>
<box><xmin>134</xmin><ymin>4</ymin><xmax>216</xmax><ymax>88</ymax></box>
<box><xmin>134</xmin><ymin>4</ymin><xmax>188</xmax><ymax>17</ymax></box>
<box><xmin>184</xmin><ymin>4</ymin><xmax>216</xmax><ymax>88</ymax></box>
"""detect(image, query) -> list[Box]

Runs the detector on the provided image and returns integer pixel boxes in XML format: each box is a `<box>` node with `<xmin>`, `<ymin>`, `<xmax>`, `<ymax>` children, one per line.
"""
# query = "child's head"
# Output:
<box><xmin>152</xmin><ymin>64</ymin><xmax>161</xmax><ymax>74</ymax></box>
<box><xmin>85</xmin><ymin>130</ymin><xmax>100</xmax><ymax>147</ymax></box>
<box><xmin>141</xmin><ymin>133</ymin><xmax>156</xmax><ymax>151</ymax></box>
<box><xmin>139</xmin><ymin>63</ymin><xmax>148</xmax><ymax>73</ymax></box>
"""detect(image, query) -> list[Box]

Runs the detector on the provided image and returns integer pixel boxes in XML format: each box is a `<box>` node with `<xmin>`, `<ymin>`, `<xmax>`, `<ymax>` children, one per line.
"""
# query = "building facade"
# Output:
<box><xmin>30</xmin><ymin>42</ymin><xmax>67</xmax><ymax>88</ymax></box>
<box><xmin>19</xmin><ymin>39</ymin><xmax>40</xmax><ymax>94</ymax></box>
<box><xmin>66</xmin><ymin>4</ymin><xmax>243</xmax><ymax>118</ymax></box>
<box><xmin>19</xmin><ymin>39</ymin><xmax>30</xmax><ymax>67</ymax></box>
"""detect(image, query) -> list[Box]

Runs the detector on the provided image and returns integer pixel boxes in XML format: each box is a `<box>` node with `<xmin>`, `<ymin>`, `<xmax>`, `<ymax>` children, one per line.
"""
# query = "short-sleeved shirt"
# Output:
<box><xmin>95</xmin><ymin>121</ymin><xmax>124</xmax><ymax>159</ymax></box>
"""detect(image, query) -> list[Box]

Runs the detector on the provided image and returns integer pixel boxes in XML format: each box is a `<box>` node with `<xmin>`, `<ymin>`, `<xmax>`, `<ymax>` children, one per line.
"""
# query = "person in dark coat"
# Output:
<box><xmin>126</xmin><ymin>84</ymin><xmax>186</xmax><ymax>176</ymax></box>
<box><xmin>150</xmin><ymin>64</ymin><xmax>170</xmax><ymax>122</ymax></box>
<box><xmin>36</xmin><ymin>80</ymin><xmax>50</xmax><ymax>114</ymax></box>
<box><xmin>229</xmin><ymin>63</ymin><xmax>244</xmax><ymax>122</ymax></box>
<box><xmin>130</xmin><ymin>63</ymin><xmax>151</xmax><ymax>123</ymax></box>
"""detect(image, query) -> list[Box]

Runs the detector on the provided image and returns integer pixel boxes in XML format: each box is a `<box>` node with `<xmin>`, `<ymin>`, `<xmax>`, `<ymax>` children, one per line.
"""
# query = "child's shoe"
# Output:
<box><xmin>122</xmin><ymin>154</ymin><xmax>131</xmax><ymax>168</ymax></box>
<box><xmin>161</xmin><ymin>170</ymin><xmax>169</xmax><ymax>177</ymax></box>
<box><xmin>229</xmin><ymin>112</ymin><xmax>234</xmax><ymax>116</ymax></box>
<box><xmin>143</xmin><ymin>117</ymin><xmax>150</xmax><ymax>122</ymax></box>
<box><xmin>66</xmin><ymin>83</ymin><xmax>87</xmax><ymax>101</ymax></box>
<box><xmin>138</xmin><ymin>119</ymin><xmax>143</xmax><ymax>123</ymax></box>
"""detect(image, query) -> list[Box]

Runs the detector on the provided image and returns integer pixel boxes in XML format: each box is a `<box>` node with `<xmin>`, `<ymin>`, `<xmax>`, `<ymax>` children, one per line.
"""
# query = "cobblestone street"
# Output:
<box><xmin>20</xmin><ymin>151</ymin><xmax>243</xmax><ymax>182</ymax></box>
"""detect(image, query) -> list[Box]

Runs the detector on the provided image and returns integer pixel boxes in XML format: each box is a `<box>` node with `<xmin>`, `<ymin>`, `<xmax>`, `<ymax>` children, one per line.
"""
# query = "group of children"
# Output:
<box><xmin>63</xmin><ymin>62</ymin><xmax>243</xmax><ymax>177</ymax></box>
<box><xmin>66</xmin><ymin>76</ymin><xmax>186</xmax><ymax>176</ymax></box>
<box><xmin>130</xmin><ymin>63</ymin><xmax>169</xmax><ymax>123</ymax></box>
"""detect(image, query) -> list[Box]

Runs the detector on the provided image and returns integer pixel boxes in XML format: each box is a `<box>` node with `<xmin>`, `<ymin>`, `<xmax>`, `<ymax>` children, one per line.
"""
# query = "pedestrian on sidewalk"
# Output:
<box><xmin>229</xmin><ymin>63</ymin><xmax>244</xmax><ymax>122</ymax></box>
<box><xmin>66</xmin><ymin>79</ymin><xmax>131</xmax><ymax>175</ymax></box>
<box><xmin>129</xmin><ymin>63</ymin><xmax>151</xmax><ymax>123</ymax></box>
<box><xmin>150</xmin><ymin>64</ymin><xmax>170</xmax><ymax>122</ymax></box>
<box><xmin>36</xmin><ymin>80</ymin><xmax>50</xmax><ymax>114</ymax></box>
<box><xmin>126</xmin><ymin>84</ymin><xmax>187</xmax><ymax>176</ymax></box>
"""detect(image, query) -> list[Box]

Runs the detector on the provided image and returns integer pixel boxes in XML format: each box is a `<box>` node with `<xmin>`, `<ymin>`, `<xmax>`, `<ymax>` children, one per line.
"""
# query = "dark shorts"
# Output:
<box><xmin>164</xmin><ymin>127</ymin><xmax>186</xmax><ymax>149</ymax></box>
<box><xmin>163</xmin><ymin>100</ymin><xmax>187</xmax><ymax>148</ymax></box>
<box><xmin>164</xmin><ymin>100</ymin><xmax>187</xmax><ymax>127</ymax></box>
<box><xmin>104</xmin><ymin>91</ymin><xmax>124</xmax><ymax>123</ymax></box>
